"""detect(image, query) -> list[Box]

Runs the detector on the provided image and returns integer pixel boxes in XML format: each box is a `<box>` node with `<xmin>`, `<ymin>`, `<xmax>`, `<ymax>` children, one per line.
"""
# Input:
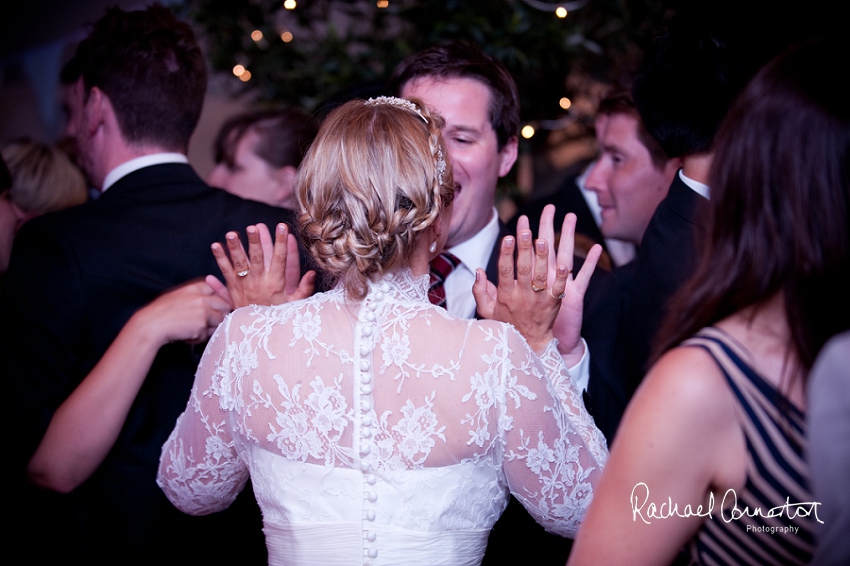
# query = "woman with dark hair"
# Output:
<box><xmin>158</xmin><ymin>97</ymin><xmax>607</xmax><ymax>564</ymax></box>
<box><xmin>568</xmin><ymin>39</ymin><xmax>850</xmax><ymax>566</ymax></box>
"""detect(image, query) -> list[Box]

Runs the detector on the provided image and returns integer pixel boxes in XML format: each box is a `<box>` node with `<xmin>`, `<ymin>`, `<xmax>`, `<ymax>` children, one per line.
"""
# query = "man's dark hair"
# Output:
<box><xmin>597</xmin><ymin>89</ymin><xmax>671</xmax><ymax>170</ymax></box>
<box><xmin>632</xmin><ymin>5</ymin><xmax>765</xmax><ymax>158</ymax></box>
<box><xmin>64</xmin><ymin>3</ymin><xmax>207</xmax><ymax>151</ymax></box>
<box><xmin>214</xmin><ymin>108</ymin><xmax>318</xmax><ymax>170</ymax></box>
<box><xmin>388</xmin><ymin>41</ymin><xmax>519</xmax><ymax>150</ymax></box>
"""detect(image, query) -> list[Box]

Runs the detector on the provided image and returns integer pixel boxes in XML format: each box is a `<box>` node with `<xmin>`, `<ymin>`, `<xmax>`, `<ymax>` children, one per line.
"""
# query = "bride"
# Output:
<box><xmin>158</xmin><ymin>96</ymin><xmax>607</xmax><ymax>565</ymax></box>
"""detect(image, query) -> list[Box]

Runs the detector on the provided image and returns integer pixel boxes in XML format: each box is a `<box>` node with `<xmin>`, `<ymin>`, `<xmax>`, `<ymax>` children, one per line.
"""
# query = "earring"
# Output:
<box><xmin>429</xmin><ymin>241</ymin><xmax>438</xmax><ymax>253</ymax></box>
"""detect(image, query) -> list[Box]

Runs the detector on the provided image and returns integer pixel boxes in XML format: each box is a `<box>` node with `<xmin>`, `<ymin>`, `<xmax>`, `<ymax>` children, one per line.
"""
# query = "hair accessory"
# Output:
<box><xmin>364</xmin><ymin>96</ymin><xmax>447</xmax><ymax>188</ymax></box>
<box><xmin>364</xmin><ymin>96</ymin><xmax>428</xmax><ymax>123</ymax></box>
<box><xmin>435</xmin><ymin>146</ymin><xmax>447</xmax><ymax>187</ymax></box>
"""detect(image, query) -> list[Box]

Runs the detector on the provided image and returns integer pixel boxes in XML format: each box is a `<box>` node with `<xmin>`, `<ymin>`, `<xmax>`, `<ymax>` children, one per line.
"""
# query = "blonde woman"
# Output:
<box><xmin>1</xmin><ymin>139</ymin><xmax>87</xmax><ymax>273</ymax></box>
<box><xmin>158</xmin><ymin>97</ymin><xmax>607</xmax><ymax>564</ymax></box>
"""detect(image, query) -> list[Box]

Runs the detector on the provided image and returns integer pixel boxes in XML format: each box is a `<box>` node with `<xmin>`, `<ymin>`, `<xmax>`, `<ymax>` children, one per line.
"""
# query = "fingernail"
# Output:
<box><xmin>278</xmin><ymin>223</ymin><xmax>287</xmax><ymax>235</ymax></box>
<box><xmin>536</xmin><ymin>240</ymin><xmax>545</xmax><ymax>252</ymax></box>
<box><xmin>521</xmin><ymin>231</ymin><xmax>531</xmax><ymax>242</ymax></box>
<box><xmin>226</xmin><ymin>233</ymin><xmax>236</xmax><ymax>241</ymax></box>
<box><xmin>504</xmin><ymin>236</ymin><xmax>515</xmax><ymax>247</ymax></box>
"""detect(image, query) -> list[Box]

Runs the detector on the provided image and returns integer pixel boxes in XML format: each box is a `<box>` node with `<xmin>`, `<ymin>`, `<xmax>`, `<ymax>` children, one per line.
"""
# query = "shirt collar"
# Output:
<box><xmin>678</xmin><ymin>169</ymin><xmax>711</xmax><ymax>199</ymax></box>
<box><xmin>446</xmin><ymin>208</ymin><xmax>499</xmax><ymax>272</ymax></box>
<box><xmin>101</xmin><ymin>153</ymin><xmax>188</xmax><ymax>192</ymax></box>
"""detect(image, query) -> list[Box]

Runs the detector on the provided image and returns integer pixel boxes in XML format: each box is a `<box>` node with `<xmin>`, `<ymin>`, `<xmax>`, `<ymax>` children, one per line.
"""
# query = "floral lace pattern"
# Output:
<box><xmin>158</xmin><ymin>269</ymin><xmax>608</xmax><ymax>564</ymax></box>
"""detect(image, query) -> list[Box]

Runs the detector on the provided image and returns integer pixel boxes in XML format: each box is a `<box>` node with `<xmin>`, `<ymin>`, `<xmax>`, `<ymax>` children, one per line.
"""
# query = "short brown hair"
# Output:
<box><xmin>597</xmin><ymin>89</ymin><xmax>671</xmax><ymax>170</ymax></box>
<box><xmin>389</xmin><ymin>42</ymin><xmax>519</xmax><ymax>150</ymax></box>
<box><xmin>65</xmin><ymin>3</ymin><xmax>207</xmax><ymax>151</ymax></box>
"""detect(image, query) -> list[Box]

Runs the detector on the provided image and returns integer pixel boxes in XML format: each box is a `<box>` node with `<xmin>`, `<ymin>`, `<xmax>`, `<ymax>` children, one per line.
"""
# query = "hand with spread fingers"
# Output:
<box><xmin>472</xmin><ymin>206</ymin><xmax>600</xmax><ymax>357</ymax></box>
<box><xmin>208</xmin><ymin>222</ymin><xmax>315</xmax><ymax>309</ymax></box>
<box><xmin>537</xmin><ymin>205</ymin><xmax>603</xmax><ymax>366</ymax></box>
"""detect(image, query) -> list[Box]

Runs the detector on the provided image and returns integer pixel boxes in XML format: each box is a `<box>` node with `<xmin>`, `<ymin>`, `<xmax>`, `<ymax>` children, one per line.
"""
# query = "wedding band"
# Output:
<box><xmin>550</xmin><ymin>290</ymin><xmax>567</xmax><ymax>300</ymax></box>
<box><xmin>236</xmin><ymin>268</ymin><xmax>250</xmax><ymax>277</ymax></box>
<box><xmin>531</xmin><ymin>282</ymin><xmax>547</xmax><ymax>292</ymax></box>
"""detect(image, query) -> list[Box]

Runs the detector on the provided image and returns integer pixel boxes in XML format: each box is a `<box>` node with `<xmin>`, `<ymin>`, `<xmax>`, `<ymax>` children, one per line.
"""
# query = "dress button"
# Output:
<box><xmin>366</xmin><ymin>531</ymin><xmax>377</xmax><ymax>542</ymax></box>
<box><xmin>364</xmin><ymin>311</ymin><xmax>376</xmax><ymax>322</ymax></box>
<box><xmin>360</xmin><ymin>444</ymin><xmax>371</xmax><ymax>456</ymax></box>
<box><xmin>361</xmin><ymin>415</ymin><xmax>372</xmax><ymax>426</ymax></box>
<box><xmin>380</xmin><ymin>282</ymin><xmax>390</xmax><ymax>292</ymax></box>
<box><xmin>366</xmin><ymin>474</ymin><xmax>377</xmax><ymax>485</ymax></box>
<box><xmin>361</xmin><ymin>373</ymin><xmax>372</xmax><ymax>384</ymax></box>
<box><xmin>367</xmin><ymin>549</ymin><xmax>378</xmax><ymax>558</ymax></box>
<box><xmin>362</xmin><ymin>326</ymin><xmax>372</xmax><ymax>337</ymax></box>
<box><xmin>362</xmin><ymin>427</ymin><xmax>372</xmax><ymax>438</ymax></box>
<box><xmin>364</xmin><ymin>509</ymin><xmax>376</xmax><ymax>521</ymax></box>
<box><xmin>365</xmin><ymin>491</ymin><xmax>377</xmax><ymax>502</ymax></box>
<box><xmin>361</xmin><ymin>384</ymin><xmax>372</xmax><ymax>395</ymax></box>
<box><xmin>360</xmin><ymin>399</ymin><xmax>372</xmax><ymax>411</ymax></box>
<box><xmin>360</xmin><ymin>360</ymin><xmax>371</xmax><ymax>371</ymax></box>
<box><xmin>374</xmin><ymin>292</ymin><xmax>384</xmax><ymax>301</ymax></box>
<box><xmin>360</xmin><ymin>461</ymin><xmax>371</xmax><ymax>472</ymax></box>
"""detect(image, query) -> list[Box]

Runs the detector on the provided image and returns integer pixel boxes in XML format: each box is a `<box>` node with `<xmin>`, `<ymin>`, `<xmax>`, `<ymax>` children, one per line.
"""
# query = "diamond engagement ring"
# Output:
<box><xmin>236</xmin><ymin>268</ymin><xmax>250</xmax><ymax>277</ymax></box>
<box><xmin>531</xmin><ymin>283</ymin><xmax>547</xmax><ymax>292</ymax></box>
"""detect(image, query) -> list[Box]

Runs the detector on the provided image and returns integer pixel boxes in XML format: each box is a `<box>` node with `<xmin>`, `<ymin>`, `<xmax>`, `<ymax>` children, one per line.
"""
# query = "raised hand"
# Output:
<box><xmin>472</xmin><ymin>214</ymin><xmax>570</xmax><ymax>353</ymax></box>
<box><xmin>208</xmin><ymin>222</ymin><xmax>315</xmax><ymax>309</ymax></box>
<box><xmin>472</xmin><ymin>206</ymin><xmax>601</xmax><ymax>359</ymax></box>
<box><xmin>538</xmin><ymin>206</ymin><xmax>602</xmax><ymax>365</ymax></box>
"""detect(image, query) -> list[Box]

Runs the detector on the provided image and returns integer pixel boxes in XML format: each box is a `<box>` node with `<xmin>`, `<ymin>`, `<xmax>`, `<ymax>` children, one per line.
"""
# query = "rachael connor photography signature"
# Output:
<box><xmin>630</xmin><ymin>482</ymin><xmax>823</xmax><ymax>533</ymax></box>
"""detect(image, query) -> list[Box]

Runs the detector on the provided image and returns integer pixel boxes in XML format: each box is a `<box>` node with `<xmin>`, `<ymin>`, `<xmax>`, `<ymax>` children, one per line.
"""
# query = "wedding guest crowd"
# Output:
<box><xmin>1</xmin><ymin>2</ymin><xmax>847</xmax><ymax>566</ymax></box>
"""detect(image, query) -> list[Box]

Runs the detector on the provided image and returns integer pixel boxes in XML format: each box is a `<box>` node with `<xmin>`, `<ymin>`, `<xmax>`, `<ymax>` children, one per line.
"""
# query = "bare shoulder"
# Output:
<box><xmin>616</xmin><ymin>344</ymin><xmax>746</xmax><ymax>488</ymax></box>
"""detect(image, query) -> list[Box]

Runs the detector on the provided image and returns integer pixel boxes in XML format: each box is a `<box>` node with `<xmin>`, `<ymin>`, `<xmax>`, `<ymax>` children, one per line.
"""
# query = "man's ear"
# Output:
<box><xmin>497</xmin><ymin>135</ymin><xmax>519</xmax><ymax>177</ymax></box>
<box><xmin>83</xmin><ymin>86</ymin><xmax>109</xmax><ymax>135</ymax></box>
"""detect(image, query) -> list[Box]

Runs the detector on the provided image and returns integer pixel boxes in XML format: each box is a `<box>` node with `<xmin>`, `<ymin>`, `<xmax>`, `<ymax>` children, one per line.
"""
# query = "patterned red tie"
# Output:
<box><xmin>428</xmin><ymin>252</ymin><xmax>461</xmax><ymax>308</ymax></box>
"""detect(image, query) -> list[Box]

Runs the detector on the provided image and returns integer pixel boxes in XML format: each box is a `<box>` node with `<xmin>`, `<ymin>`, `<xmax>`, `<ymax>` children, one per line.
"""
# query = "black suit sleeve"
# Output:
<box><xmin>1</xmin><ymin>217</ymin><xmax>90</xmax><ymax>474</ymax></box>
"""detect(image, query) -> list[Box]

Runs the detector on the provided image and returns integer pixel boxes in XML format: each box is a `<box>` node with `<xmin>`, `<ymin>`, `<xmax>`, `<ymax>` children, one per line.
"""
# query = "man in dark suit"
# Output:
<box><xmin>389</xmin><ymin>41</ymin><xmax>597</xmax><ymax>566</ymax></box>
<box><xmin>621</xmin><ymin>3</ymin><xmax>777</xmax><ymax>413</ymax></box>
<box><xmin>1</xmin><ymin>5</ymin><xmax>295</xmax><ymax>564</ymax></box>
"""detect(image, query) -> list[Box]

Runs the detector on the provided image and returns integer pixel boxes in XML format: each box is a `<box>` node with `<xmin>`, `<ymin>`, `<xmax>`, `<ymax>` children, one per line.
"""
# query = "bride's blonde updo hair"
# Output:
<box><xmin>297</xmin><ymin>97</ymin><xmax>454</xmax><ymax>300</ymax></box>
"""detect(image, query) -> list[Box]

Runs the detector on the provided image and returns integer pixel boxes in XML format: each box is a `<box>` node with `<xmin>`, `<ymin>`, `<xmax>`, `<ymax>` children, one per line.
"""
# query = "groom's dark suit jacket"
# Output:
<box><xmin>1</xmin><ymin>163</ymin><xmax>294</xmax><ymax>565</ymax></box>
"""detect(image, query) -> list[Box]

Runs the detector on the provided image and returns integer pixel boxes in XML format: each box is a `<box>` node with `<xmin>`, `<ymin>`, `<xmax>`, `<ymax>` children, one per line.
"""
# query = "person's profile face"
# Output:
<box><xmin>221</xmin><ymin>129</ymin><xmax>292</xmax><ymax>208</ymax></box>
<box><xmin>585</xmin><ymin>113</ymin><xmax>673</xmax><ymax>245</ymax></box>
<box><xmin>401</xmin><ymin>76</ymin><xmax>517</xmax><ymax>249</ymax></box>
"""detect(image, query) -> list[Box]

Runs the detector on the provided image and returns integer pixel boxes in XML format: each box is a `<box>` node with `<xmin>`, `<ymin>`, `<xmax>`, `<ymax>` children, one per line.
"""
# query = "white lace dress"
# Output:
<box><xmin>158</xmin><ymin>270</ymin><xmax>608</xmax><ymax>565</ymax></box>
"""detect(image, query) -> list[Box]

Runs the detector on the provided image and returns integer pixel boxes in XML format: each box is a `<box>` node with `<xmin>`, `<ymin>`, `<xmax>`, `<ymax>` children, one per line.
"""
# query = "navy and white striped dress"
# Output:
<box><xmin>685</xmin><ymin>327</ymin><xmax>816</xmax><ymax>566</ymax></box>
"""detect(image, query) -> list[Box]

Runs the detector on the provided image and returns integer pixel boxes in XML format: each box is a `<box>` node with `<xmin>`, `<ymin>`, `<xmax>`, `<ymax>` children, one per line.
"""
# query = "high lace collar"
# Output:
<box><xmin>367</xmin><ymin>269</ymin><xmax>430</xmax><ymax>303</ymax></box>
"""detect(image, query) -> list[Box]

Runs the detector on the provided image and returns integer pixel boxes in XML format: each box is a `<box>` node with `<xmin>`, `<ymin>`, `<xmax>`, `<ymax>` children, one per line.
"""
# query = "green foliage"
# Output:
<box><xmin>183</xmin><ymin>0</ymin><xmax>672</xmax><ymax>118</ymax></box>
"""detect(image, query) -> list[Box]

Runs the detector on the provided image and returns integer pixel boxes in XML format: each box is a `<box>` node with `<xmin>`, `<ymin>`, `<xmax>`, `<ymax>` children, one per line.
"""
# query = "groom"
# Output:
<box><xmin>0</xmin><ymin>5</ymin><xmax>288</xmax><ymax>564</ymax></box>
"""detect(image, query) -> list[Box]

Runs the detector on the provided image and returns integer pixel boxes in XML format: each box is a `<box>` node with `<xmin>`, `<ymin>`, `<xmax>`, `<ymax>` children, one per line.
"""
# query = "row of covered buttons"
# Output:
<box><xmin>360</xmin><ymin>282</ymin><xmax>390</xmax><ymax>563</ymax></box>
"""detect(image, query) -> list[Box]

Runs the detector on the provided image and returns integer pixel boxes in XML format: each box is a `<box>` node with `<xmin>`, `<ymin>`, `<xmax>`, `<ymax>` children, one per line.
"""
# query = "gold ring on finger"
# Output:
<box><xmin>531</xmin><ymin>282</ymin><xmax>547</xmax><ymax>292</ymax></box>
<box><xmin>550</xmin><ymin>289</ymin><xmax>566</xmax><ymax>300</ymax></box>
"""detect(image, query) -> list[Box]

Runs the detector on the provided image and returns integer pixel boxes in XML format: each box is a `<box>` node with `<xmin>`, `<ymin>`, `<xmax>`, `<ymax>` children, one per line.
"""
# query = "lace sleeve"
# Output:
<box><xmin>157</xmin><ymin>313</ymin><xmax>249</xmax><ymax>516</ymax></box>
<box><xmin>499</xmin><ymin>330</ymin><xmax>609</xmax><ymax>538</ymax></box>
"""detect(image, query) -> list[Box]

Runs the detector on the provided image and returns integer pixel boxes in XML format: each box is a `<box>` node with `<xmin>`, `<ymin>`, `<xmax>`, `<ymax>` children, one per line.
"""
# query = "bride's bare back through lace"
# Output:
<box><xmin>158</xmin><ymin>269</ymin><xmax>607</xmax><ymax>565</ymax></box>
